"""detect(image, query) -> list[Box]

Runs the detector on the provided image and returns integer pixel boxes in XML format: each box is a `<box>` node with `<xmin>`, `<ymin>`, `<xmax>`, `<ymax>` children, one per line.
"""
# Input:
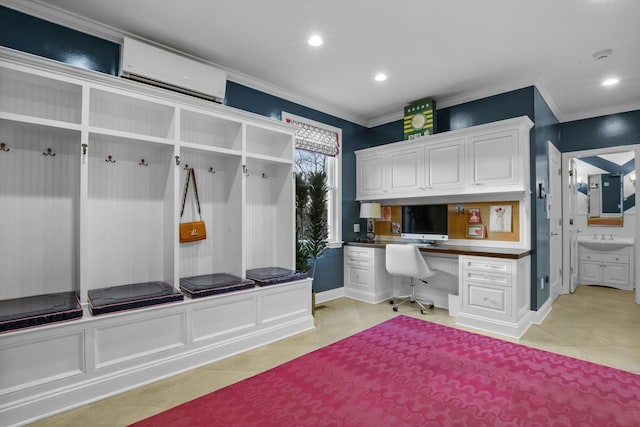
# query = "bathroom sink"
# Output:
<box><xmin>577</xmin><ymin>236</ymin><xmax>634</xmax><ymax>251</ymax></box>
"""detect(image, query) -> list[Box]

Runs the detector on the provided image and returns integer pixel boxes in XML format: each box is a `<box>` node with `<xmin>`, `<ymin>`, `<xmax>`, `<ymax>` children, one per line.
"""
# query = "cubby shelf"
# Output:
<box><xmin>0</xmin><ymin>46</ymin><xmax>311</xmax><ymax>427</ymax></box>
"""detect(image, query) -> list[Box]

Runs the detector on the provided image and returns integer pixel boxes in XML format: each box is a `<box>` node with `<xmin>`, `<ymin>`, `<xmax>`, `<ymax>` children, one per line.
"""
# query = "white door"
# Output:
<box><xmin>569</xmin><ymin>158</ymin><xmax>579</xmax><ymax>293</ymax></box>
<box><xmin>548</xmin><ymin>142</ymin><xmax>562</xmax><ymax>301</ymax></box>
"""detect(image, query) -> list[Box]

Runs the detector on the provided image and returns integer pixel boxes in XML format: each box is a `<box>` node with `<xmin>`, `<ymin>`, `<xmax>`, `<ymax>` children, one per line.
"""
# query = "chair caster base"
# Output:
<box><xmin>389</xmin><ymin>299</ymin><xmax>394</xmax><ymax>305</ymax></box>
<box><xmin>392</xmin><ymin>307</ymin><xmax>398</xmax><ymax>312</ymax></box>
<box><xmin>420</xmin><ymin>309</ymin><xmax>427</xmax><ymax>315</ymax></box>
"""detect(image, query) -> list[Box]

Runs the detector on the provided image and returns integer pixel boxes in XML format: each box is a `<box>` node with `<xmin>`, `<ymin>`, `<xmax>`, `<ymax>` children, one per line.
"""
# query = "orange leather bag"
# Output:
<box><xmin>179</xmin><ymin>168</ymin><xmax>207</xmax><ymax>243</ymax></box>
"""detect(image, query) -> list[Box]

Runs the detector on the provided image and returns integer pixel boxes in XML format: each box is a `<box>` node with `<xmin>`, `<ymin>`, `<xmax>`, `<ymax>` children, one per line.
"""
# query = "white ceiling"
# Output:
<box><xmin>16</xmin><ymin>0</ymin><xmax>640</xmax><ymax>127</ymax></box>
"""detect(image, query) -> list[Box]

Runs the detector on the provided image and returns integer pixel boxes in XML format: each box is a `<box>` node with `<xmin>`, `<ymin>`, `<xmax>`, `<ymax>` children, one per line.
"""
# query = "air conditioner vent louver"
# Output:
<box><xmin>120</xmin><ymin>37</ymin><xmax>226</xmax><ymax>103</ymax></box>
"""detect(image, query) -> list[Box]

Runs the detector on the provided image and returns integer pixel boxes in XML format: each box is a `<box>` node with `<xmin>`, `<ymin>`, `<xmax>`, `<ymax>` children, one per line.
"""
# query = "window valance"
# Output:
<box><xmin>284</xmin><ymin>114</ymin><xmax>340</xmax><ymax>156</ymax></box>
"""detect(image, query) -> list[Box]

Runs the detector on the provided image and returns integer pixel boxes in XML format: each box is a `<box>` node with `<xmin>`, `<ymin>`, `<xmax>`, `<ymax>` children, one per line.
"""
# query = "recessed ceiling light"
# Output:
<box><xmin>308</xmin><ymin>35</ymin><xmax>323</xmax><ymax>47</ymax></box>
<box><xmin>374</xmin><ymin>73</ymin><xmax>387</xmax><ymax>82</ymax></box>
<box><xmin>602</xmin><ymin>78</ymin><xmax>619</xmax><ymax>86</ymax></box>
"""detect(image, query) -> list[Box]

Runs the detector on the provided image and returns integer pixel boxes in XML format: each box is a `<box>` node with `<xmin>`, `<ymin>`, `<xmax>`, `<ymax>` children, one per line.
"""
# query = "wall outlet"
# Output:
<box><xmin>353</xmin><ymin>223</ymin><xmax>360</xmax><ymax>233</ymax></box>
<box><xmin>540</xmin><ymin>277</ymin><xmax>545</xmax><ymax>290</ymax></box>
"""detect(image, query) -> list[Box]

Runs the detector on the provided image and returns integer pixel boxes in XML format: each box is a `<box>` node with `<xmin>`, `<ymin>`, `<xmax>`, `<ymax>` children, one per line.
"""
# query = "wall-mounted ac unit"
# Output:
<box><xmin>120</xmin><ymin>37</ymin><xmax>226</xmax><ymax>103</ymax></box>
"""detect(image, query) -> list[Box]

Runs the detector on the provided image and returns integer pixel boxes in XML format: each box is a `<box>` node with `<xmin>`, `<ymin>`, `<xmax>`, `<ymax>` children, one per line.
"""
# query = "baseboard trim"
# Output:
<box><xmin>315</xmin><ymin>287</ymin><xmax>345</xmax><ymax>304</ymax></box>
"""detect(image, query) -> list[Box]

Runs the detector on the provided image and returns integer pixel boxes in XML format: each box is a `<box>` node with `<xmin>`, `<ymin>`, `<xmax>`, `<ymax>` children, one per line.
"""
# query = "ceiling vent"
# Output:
<box><xmin>120</xmin><ymin>37</ymin><xmax>226</xmax><ymax>103</ymax></box>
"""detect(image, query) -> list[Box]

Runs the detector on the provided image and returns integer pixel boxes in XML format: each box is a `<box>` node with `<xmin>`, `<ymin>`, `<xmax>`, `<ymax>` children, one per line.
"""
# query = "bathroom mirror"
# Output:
<box><xmin>588</xmin><ymin>172</ymin><xmax>623</xmax><ymax>226</ymax></box>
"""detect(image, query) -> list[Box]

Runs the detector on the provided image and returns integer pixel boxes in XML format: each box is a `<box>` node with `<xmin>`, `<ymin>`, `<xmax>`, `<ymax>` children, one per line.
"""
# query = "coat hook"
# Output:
<box><xmin>242</xmin><ymin>165</ymin><xmax>249</xmax><ymax>176</ymax></box>
<box><xmin>105</xmin><ymin>155</ymin><xmax>116</xmax><ymax>163</ymax></box>
<box><xmin>81</xmin><ymin>144</ymin><xmax>88</xmax><ymax>155</ymax></box>
<box><xmin>0</xmin><ymin>142</ymin><xmax>9</xmax><ymax>152</ymax></box>
<box><xmin>183</xmin><ymin>164</ymin><xmax>190</xmax><ymax>170</ymax></box>
<box><xmin>139</xmin><ymin>159</ymin><xmax>149</xmax><ymax>166</ymax></box>
<box><xmin>261</xmin><ymin>173</ymin><xmax>268</xmax><ymax>179</ymax></box>
<box><xmin>42</xmin><ymin>148</ymin><xmax>56</xmax><ymax>157</ymax></box>
<box><xmin>175</xmin><ymin>155</ymin><xmax>180</xmax><ymax>166</ymax></box>
<box><xmin>208</xmin><ymin>167</ymin><xmax>216</xmax><ymax>174</ymax></box>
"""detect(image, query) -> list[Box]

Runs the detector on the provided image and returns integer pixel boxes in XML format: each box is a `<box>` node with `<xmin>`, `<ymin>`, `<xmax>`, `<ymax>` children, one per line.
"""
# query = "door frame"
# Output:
<box><xmin>547</xmin><ymin>141</ymin><xmax>562</xmax><ymax>301</ymax></box>
<box><xmin>561</xmin><ymin>144</ymin><xmax>640</xmax><ymax>303</ymax></box>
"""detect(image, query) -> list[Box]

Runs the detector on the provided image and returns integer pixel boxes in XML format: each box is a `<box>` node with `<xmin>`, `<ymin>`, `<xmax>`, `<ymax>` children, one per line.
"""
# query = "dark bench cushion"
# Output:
<box><xmin>0</xmin><ymin>291</ymin><xmax>82</xmax><ymax>333</ymax></box>
<box><xmin>246</xmin><ymin>267</ymin><xmax>307</xmax><ymax>286</ymax></box>
<box><xmin>180</xmin><ymin>273</ymin><xmax>255</xmax><ymax>298</ymax></box>
<box><xmin>88</xmin><ymin>281</ymin><xmax>183</xmax><ymax>315</ymax></box>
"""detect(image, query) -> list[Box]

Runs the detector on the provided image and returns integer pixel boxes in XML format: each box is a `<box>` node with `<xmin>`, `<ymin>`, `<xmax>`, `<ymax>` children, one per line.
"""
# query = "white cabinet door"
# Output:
<box><xmin>424</xmin><ymin>139</ymin><xmax>465</xmax><ymax>192</ymax></box>
<box><xmin>579</xmin><ymin>261</ymin><xmax>603</xmax><ymax>283</ymax></box>
<box><xmin>603</xmin><ymin>264</ymin><xmax>630</xmax><ymax>288</ymax></box>
<box><xmin>387</xmin><ymin>146</ymin><xmax>423</xmax><ymax>195</ymax></box>
<box><xmin>356</xmin><ymin>153</ymin><xmax>386</xmax><ymax>199</ymax></box>
<box><xmin>467</xmin><ymin>129</ymin><xmax>521</xmax><ymax>189</ymax></box>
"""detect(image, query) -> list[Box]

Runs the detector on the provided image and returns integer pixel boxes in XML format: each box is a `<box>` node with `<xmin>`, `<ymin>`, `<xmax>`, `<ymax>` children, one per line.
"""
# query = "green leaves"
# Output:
<box><xmin>295</xmin><ymin>170</ymin><xmax>328</xmax><ymax>276</ymax></box>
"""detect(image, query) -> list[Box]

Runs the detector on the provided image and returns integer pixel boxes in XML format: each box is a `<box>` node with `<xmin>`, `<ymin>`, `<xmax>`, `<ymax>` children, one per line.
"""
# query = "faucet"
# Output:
<box><xmin>601</xmin><ymin>233</ymin><xmax>605</xmax><ymax>240</ymax></box>
<box><xmin>609</xmin><ymin>234</ymin><xmax>614</xmax><ymax>240</ymax></box>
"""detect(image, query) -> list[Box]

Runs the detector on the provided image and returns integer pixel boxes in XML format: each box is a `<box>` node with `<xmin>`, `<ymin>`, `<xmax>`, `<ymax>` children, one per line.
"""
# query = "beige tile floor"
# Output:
<box><xmin>29</xmin><ymin>285</ymin><xmax>639</xmax><ymax>426</ymax></box>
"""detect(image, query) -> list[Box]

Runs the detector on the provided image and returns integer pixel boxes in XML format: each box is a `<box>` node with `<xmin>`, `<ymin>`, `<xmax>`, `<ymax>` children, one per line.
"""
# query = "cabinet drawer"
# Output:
<box><xmin>462</xmin><ymin>281</ymin><xmax>511</xmax><ymax>319</ymax></box>
<box><xmin>461</xmin><ymin>270</ymin><xmax>511</xmax><ymax>287</ymax></box>
<box><xmin>345</xmin><ymin>247</ymin><xmax>371</xmax><ymax>260</ymax></box>
<box><xmin>461</xmin><ymin>257</ymin><xmax>512</xmax><ymax>274</ymax></box>
<box><xmin>579</xmin><ymin>253</ymin><xmax>629</xmax><ymax>264</ymax></box>
<box><xmin>346</xmin><ymin>257</ymin><xmax>371</xmax><ymax>267</ymax></box>
<box><xmin>347</xmin><ymin>266</ymin><xmax>371</xmax><ymax>288</ymax></box>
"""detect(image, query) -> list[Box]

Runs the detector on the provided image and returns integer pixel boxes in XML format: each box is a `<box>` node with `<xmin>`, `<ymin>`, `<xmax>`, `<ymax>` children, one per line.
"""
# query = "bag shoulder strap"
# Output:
<box><xmin>190</xmin><ymin>168</ymin><xmax>203</xmax><ymax>219</ymax></box>
<box><xmin>180</xmin><ymin>168</ymin><xmax>192</xmax><ymax>219</ymax></box>
<box><xmin>180</xmin><ymin>168</ymin><xmax>203</xmax><ymax>220</ymax></box>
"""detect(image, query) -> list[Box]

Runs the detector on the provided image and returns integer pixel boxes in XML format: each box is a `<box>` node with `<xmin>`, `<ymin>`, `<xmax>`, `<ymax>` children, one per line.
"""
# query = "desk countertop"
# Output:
<box><xmin>345</xmin><ymin>241</ymin><xmax>531</xmax><ymax>259</ymax></box>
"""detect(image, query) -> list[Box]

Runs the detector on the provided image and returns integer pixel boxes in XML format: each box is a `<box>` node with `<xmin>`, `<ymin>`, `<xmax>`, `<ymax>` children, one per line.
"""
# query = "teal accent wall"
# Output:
<box><xmin>532</xmin><ymin>88</ymin><xmax>561</xmax><ymax>308</ymax></box>
<box><xmin>559</xmin><ymin>110</ymin><xmax>640</xmax><ymax>152</ymax></box>
<box><xmin>0</xmin><ymin>6</ymin><xmax>119</xmax><ymax>75</ymax></box>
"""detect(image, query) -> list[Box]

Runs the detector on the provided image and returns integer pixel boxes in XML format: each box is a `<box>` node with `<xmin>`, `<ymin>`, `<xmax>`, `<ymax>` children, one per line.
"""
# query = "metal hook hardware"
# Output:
<box><xmin>242</xmin><ymin>165</ymin><xmax>248</xmax><ymax>176</ymax></box>
<box><xmin>208</xmin><ymin>167</ymin><xmax>216</xmax><ymax>174</ymax></box>
<box><xmin>183</xmin><ymin>164</ymin><xmax>190</xmax><ymax>170</ymax></box>
<box><xmin>139</xmin><ymin>159</ymin><xmax>149</xmax><ymax>166</ymax></box>
<box><xmin>175</xmin><ymin>156</ymin><xmax>180</xmax><ymax>166</ymax></box>
<box><xmin>81</xmin><ymin>144</ymin><xmax>88</xmax><ymax>155</ymax></box>
<box><xmin>261</xmin><ymin>173</ymin><xmax>268</xmax><ymax>179</ymax></box>
<box><xmin>105</xmin><ymin>155</ymin><xmax>116</xmax><ymax>163</ymax></box>
<box><xmin>42</xmin><ymin>148</ymin><xmax>56</xmax><ymax>157</ymax></box>
<box><xmin>0</xmin><ymin>143</ymin><xmax>9</xmax><ymax>152</ymax></box>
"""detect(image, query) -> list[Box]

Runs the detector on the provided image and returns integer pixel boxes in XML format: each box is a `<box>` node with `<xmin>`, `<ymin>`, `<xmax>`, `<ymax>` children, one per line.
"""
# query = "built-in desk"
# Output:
<box><xmin>345</xmin><ymin>241</ymin><xmax>530</xmax><ymax>259</ymax></box>
<box><xmin>344</xmin><ymin>242</ymin><xmax>537</xmax><ymax>338</ymax></box>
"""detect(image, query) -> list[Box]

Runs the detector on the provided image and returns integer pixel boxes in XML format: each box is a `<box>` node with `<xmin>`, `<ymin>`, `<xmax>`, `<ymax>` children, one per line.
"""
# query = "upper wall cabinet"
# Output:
<box><xmin>356</xmin><ymin>116</ymin><xmax>533</xmax><ymax>201</ymax></box>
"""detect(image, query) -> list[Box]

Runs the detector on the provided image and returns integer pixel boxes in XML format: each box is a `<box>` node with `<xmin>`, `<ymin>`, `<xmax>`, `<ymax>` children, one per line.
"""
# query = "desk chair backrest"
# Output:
<box><xmin>385</xmin><ymin>244</ymin><xmax>435</xmax><ymax>280</ymax></box>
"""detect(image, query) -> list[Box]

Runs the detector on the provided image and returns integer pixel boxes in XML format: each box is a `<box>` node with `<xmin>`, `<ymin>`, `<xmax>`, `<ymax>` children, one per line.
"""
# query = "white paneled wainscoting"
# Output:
<box><xmin>0</xmin><ymin>282</ymin><xmax>312</xmax><ymax>426</ymax></box>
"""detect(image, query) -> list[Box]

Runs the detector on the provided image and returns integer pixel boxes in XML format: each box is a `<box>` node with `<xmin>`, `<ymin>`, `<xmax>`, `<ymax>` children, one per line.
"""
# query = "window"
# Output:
<box><xmin>283</xmin><ymin>112</ymin><xmax>342</xmax><ymax>248</ymax></box>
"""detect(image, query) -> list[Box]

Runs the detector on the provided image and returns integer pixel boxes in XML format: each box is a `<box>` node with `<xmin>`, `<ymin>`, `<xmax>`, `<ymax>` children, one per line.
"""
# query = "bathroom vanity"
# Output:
<box><xmin>578</xmin><ymin>235</ymin><xmax>635</xmax><ymax>291</ymax></box>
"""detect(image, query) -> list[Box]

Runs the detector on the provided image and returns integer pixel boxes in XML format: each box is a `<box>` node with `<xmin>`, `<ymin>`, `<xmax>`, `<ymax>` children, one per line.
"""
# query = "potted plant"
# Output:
<box><xmin>296</xmin><ymin>170</ymin><xmax>328</xmax><ymax>313</ymax></box>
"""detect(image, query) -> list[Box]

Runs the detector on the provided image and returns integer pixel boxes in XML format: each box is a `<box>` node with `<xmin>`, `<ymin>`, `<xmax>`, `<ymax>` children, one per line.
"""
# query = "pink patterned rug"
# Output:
<box><xmin>132</xmin><ymin>316</ymin><xmax>640</xmax><ymax>426</ymax></box>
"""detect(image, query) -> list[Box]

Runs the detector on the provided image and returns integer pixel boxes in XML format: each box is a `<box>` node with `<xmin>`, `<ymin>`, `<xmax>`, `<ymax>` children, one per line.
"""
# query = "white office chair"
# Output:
<box><xmin>385</xmin><ymin>244</ymin><xmax>436</xmax><ymax>314</ymax></box>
